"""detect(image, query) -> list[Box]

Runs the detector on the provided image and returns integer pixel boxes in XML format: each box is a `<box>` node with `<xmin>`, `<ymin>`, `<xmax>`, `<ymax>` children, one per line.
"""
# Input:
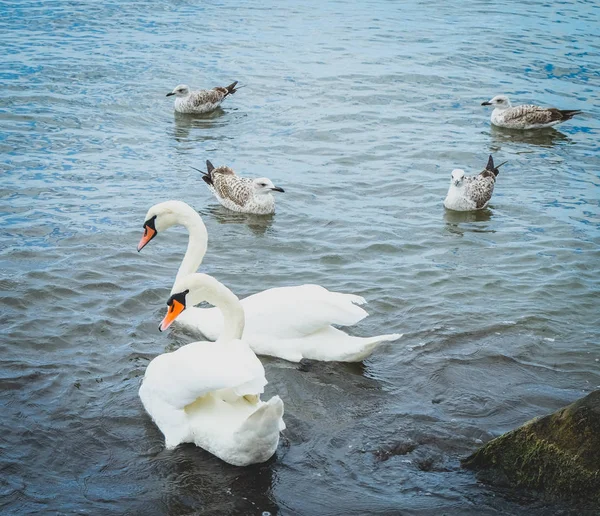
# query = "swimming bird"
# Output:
<box><xmin>192</xmin><ymin>160</ymin><xmax>284</xmax><ymax>215</ymax></box>
<box><xmin>139</xmin><ymin>272</ymin><xmax>285</xmax><ymax>466</ymax></box>
<box><xmin>137</xmin><ymin>201</ymin><xmax>403</xmax><ymax>362</ymax></box>
<box><xmin>481</xmin><ymin>95</ymin><xmax>581</xmax><ymax>129</ymax></box>
<box><xmin>444</xmin><ymin>155</ymin><xmax>506</xmax><ymax>211</ymax></box>
<box><xmin>166</xmin><ymin>82</ymin><xmax>238</xmax><ymax>114</ymax></box>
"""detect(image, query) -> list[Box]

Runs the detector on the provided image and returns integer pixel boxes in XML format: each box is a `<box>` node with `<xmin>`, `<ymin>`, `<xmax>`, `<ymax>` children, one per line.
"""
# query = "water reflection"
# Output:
<box><xmin>443</xmin><ymin>208</ymin><xmax>494</xmax><ymax>236</ymax></box>
<box><xmin>201</xmin><ymin>205</ymin><xmax>276</xmax><ymax>237</ymax></box>
<box><xmin>161</xmin><ymin>445</ymin><xmax>279</xmax><ymax>515</ymax></box>
<box><xmin>488</xmin><ymin>125</ymin><xmax>572</xmax><ymax>149</ymax></box>
<box><xmin>171</xmin><ymin>109</ymin><xmax>230</xmax><ymax>142</ymax></box>
<box><xmin>4</xmin><ymin>0</ymin><xmax>599</xmax><ymax>512</ymax></box>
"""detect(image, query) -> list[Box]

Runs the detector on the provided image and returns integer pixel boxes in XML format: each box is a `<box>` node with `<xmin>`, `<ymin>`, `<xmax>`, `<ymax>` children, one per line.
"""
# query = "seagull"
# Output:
<box><xmin>192</xmin><ymin>160</ymin><xmax>285</xmax><ymax>215</ymax></box>
<box><xmin>444</xmin><ymin>155</ymin><xmax>506</xmax><ymax>211</ymax></box>
<box><xmin>481</xmin><ymin>95</ymin><xmax>581</xmax><ymax>130</ymax></box>
<box><xmin>166</xmin><ymin>81</ymin><xmax>239</xmax><ymax>114</ymax></box>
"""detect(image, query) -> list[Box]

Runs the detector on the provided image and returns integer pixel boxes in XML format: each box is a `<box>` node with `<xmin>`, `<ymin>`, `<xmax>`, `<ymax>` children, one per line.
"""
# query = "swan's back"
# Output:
<box><xmin>242</xmin><ymin>284</ymin><xmax>368</xmax><ymax>338</ymax></box>
<box><xmin>141</xmin><ymin>339</ymin><xmax>266</xmax><ymax>409</ymax></box>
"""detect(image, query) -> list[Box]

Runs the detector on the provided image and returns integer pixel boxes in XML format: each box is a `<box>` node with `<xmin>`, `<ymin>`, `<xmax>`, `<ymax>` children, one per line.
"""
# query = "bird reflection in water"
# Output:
<box><xmin>171</xmin><ymin>108</ymin><xmax>229</xmax><ymax>142</ymax></box>
<box><xmin>203</xmin><ymin>204</ymin><xmax>276</xmax><ymax>237</ymax></box>
<box><xmin>489</xmin><ymin>125</ymin><xmax>572</xmax><ymax>149</ymax></box>
<box><xmin>443</xmin><ymin>208</ymin><xmax>494</xmax><ymax>237</ymax></box>
<box><xmin>161</xmin><ymin>444</ymin><xmax>279</xmax><ymax>515</ymax></box>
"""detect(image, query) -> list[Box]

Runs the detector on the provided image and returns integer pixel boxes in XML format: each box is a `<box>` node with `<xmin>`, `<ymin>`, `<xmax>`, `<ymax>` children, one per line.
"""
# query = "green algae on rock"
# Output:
<box><xmin>462</xmin><ymin>390</ymin><xmax>600</xmax><ymax>503</ymax></box>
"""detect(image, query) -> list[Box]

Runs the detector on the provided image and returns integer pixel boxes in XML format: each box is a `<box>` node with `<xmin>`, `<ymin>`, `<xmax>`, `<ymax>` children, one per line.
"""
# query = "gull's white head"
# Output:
<box><xmin>450</xmin><ymin>169</ymin><xmax>466</xmax><ymax>187</ymax></box>
<box><xmin>252</xmin><ymin>177</ymin><xmax>285</xmax><ymax>196</ymax></box>
<box><xmin>482</xmin><ymin>95</ymin><xmax>511</xmax><ymax>109</ymax></box>
<box><xmin>166</xmin><ymin>84</ymin><xmax>190</xmax><ymax>98</ymax></box>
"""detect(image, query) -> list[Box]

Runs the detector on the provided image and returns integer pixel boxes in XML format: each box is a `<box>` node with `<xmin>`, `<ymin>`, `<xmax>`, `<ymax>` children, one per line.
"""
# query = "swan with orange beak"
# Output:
<box><xmin>138</xmin><ymin>273</ymin><xmax>285</xmax><ymax>466</ymax></box>
<box><xmin>137</xmin><ymin>200</ymin><xmax>402</xmax><ymax>362</ymax></box>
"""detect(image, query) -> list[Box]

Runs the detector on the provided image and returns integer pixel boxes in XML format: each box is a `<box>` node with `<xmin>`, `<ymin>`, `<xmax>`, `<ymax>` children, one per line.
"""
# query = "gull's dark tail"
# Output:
<box><xmin>558</xmin><ymin>109</ymin><xmax>582</xmax><ymax>121</ymax></box>
<box><xmin>485</xmin><ymin>155</ymin><xmax>508</xmax><ymax>177</ymax></box>
<box><xmin>191</xmin><ymin>160</ymin><xmax>215</xmax><ymax>186</ymax></box>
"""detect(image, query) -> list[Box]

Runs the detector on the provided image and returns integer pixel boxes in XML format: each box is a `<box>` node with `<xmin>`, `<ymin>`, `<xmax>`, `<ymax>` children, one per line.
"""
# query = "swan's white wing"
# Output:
<box><xmin>173</xmin><ymin>285</ymin><xmax>369</xmax><ymax>342</ymax></box>
<box><xmin>174</xmin><ymin>305</ymin><xmax>222</xmax><ymax>340</ymax></box>
<box><xmin>241</xmin><ymin>284</ymin><xmax>369</xmax><ymax>338</ymax></box>
<box><xmin>274</xmin><ymin>326</ymin><xmax>402</xmax><ymax>362</ymax></box>
<box><xmin>142</xmin><ymin>340</ymin><xmax>266</xmax><ymax>409</ymax></box>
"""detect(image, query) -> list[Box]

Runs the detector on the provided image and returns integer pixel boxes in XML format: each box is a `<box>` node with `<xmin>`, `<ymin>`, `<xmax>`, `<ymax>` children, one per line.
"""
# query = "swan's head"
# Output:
<box><xmin>451</xmin><ymin>169</ymin><xmax>466</xmax><ymax>187</ymax></box>
<box><xmin>481</xmin><ymin>95</ymin><xmax>511</xmax><ymax>109</ymax></box>
<box><xmin>252</xmin><ymin>177</ymin><xmax>285</xmax><ymax>196</ymax></box>
<box><xmin>159</xmin><ymin>273</ymin><xmax>233</xmax><ymax>332</ymax></box>
<box><xmin>159</xmin><ymin>288</ymin><xmax>190</xmax><ymax>332</ymax></box>
<box><xmin>137</xmin><ymin>200</ymin><xmax>200</xmax><ymax>252</ymax></box>
<box><xmin>166</xmin><ymin>84</ymin><xmax>190</xmax><ymax>98</ymax></box>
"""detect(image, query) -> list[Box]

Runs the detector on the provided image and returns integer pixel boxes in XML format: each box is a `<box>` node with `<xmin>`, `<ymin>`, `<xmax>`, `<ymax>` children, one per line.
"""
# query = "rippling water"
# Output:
<box><xmin>1</xmin><ymin>0</ymin><xmax>599</xmax><ymax>514</ymax></box>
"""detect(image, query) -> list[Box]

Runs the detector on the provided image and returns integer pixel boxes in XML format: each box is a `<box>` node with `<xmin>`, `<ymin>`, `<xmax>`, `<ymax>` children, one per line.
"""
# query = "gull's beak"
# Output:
<box><xmin>166</xmin><ymin>92</ymin><xmax>175</xmax><ymax>97</ymax></box>
<box><xmin>137</xmin><ymin>226</ymin><xmax>157</xmax><ymax>252</ymax></box>
<box><xmin>271</xmin><ymin>186</ymin><xmax>285</xmax><ymax>193</ymax></box>
<box><xmin>481</xmin><ymin>101</ymin><xmax>492</xmax><ymax>106</ymax></box>
<box><xmin>454</xmin><ymin>180</ymin><xmax>460</xmax><ymax>186</ymax></box>
<box><xmin>159</xmin><ymin>299</ymin><xmax>185</xmax><ymax>332</ymax></box>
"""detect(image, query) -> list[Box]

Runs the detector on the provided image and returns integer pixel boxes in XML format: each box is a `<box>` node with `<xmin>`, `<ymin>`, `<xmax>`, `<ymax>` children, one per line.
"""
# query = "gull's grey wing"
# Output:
<box><xmin>478</xmin><ymin>169</ymin><xmax>497</xmax><ymax>180</ymax></box>
<box><xmin>211</xmin><ymin>165</ymin><xmax>236</xmax><ymax>178</ymax></box>
<box><xmin>190</xmin><ymin>89</ymin><xmax>226</xmax><ymax>107</ymax></box>
<box><xmin>213</xmin><ymin>174</ymin><xmax>252</xmax><ymax>207</ymax></box>
<box><xmin>503</xmin><ymin>105</ymin><xmax>563</xmax><ymax>126</ymax></box>
<box><xmin>464</xmin><ymin>174</ymin><xmax>496</xmax><ymax>209</ymax></box>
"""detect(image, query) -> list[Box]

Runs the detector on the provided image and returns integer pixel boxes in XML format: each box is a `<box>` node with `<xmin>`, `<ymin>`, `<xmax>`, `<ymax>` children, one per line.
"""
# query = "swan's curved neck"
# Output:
<box><xmin>171</xmin><ymin>214</ymin><xmax>208</xmax><ymax>294</ymax></box>
<box><xmin>196</xmin><ymin>278</ymin><xmax>245</xmax><ymax>343</ymax></box>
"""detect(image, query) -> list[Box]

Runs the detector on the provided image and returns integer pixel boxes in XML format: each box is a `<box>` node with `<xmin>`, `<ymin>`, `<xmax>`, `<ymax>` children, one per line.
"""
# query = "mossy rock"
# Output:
<box><xmin>462</xmin><ymin>390</ymin><xmax>600</xmax><ymax>503</ymax></box>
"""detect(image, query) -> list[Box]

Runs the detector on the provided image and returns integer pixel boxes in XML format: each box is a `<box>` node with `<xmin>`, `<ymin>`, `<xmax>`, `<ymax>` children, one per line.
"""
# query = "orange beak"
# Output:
<box><xmin>137</xmin><ymin>226</ymin><xmax>156</xmax><ymax>252</ymax></box>
<box><xmin>159</xmin><ymin>299</ymin><xmax>186</xmax><ymax>332</ymax></box>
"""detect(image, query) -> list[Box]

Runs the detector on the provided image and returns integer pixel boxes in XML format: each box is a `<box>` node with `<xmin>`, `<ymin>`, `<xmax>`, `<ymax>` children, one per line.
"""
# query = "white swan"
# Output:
<box><xmin>137</xmin><ymin>200</ymin><xmax>402</xmax><ymax>362</ymax></box>
<box><xmin>139</xmin><ymin>272</ymin><xmax>284</xmax><ymax>466</ymax></box>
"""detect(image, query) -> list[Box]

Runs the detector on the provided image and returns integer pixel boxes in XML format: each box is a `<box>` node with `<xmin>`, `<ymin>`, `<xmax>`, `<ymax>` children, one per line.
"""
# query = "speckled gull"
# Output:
<box><xmin>191</xmin><ymin>160</ymin><xmax>285</xmax><ymax>215</ymax></box>
<box><xmin>481</xmin><ymin>95</ymin><xmax>582</xmax><ymax>130</ymax></box>
<box><xmin>444</xmin><ymin>155</ymin><xmax>506</xmax><ymax>211</ymax></box>
<box><xmin>166</xmin><ymin>81</ymin><xmax>238</xmax><ymax>114</ymax></box>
